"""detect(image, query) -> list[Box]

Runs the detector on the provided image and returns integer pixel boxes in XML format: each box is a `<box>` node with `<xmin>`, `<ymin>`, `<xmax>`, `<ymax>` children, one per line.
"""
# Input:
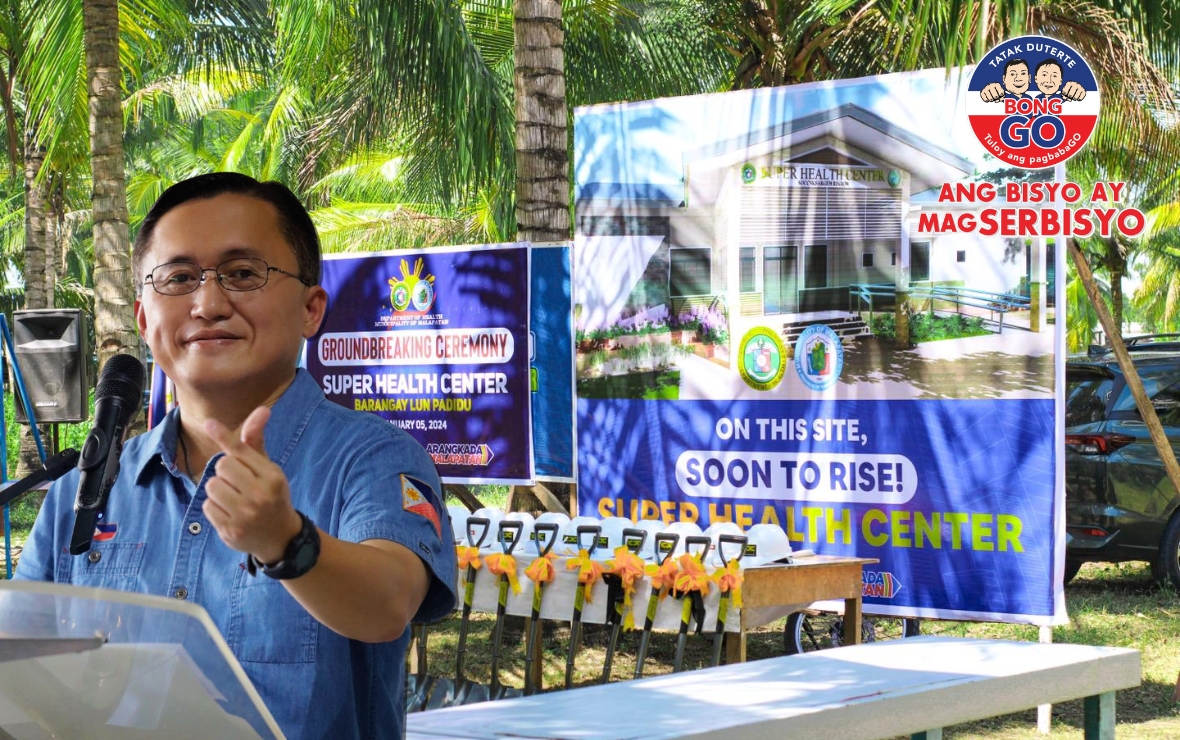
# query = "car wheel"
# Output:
<box><xmin>783</xmin><ymin>612</ymin><xmax>920</xmax><ymax>654</ymax></box>
<box><xmin>1153</xmin><ymin>513</ymin><xmax>1180</xmax><ymax>589</ymax></box>
<box><xmin>1063</xmin><ymin>559</ymin><xmax>1082</xmax><ymax>585</ymax></box>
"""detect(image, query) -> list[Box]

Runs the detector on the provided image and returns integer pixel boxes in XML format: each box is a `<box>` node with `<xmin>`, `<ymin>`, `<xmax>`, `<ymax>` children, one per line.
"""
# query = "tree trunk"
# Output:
<box><xmin>83</xmin><ymin>0</ymin><xmax>139</xmax><ymax>374</ymax></box>
<box><xmin>45</xmin><ymin>173</ymin><xmax>62</xmax><ymax>309</ymax></box>
<box><xmin>23</xmin><ymin>139</ymin><xmax>46</xmax><ymax>312</ymax></box>
<box><xmin>17</xmin><ymin>137</ymin><xmax>49</xmax><ymax>478</ymax></box>
<box><xmin>513</xmin><ymin>0</ymin><xmax>569</xmax><ymax>244</ymax></box>
<box><xmin>510</xmin><ymin>0</ymin><xmax>571</xmax><ymax>513</ymax></box>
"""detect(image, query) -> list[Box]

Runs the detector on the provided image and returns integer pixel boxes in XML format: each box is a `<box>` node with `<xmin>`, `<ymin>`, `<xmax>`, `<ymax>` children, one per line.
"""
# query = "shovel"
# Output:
<box><xmin>634</xmin><ymin>532</ymin><xmax>680</xmax><ymax>679</ymax></box>
<box><xmin>563</xmin><ymin>524</ymin><xmax>601</xmax><ymax>690</ymax></box>
<box><xmin>404</xmin><ymin>623</ymin><xmax>432</xmax><ymax>713</ymax></box>
<box><xmin>710</xmin><ymin>534</ymin><xmax>747</xmax><ymax>667</ymax></box>
<box><xmin>672</xmin><ymin>535</ymin><xmax>711</xmax><ymax>673</ymax></box>
<box><xmin>600</xmin><ymin>527</ymin><xmax>647</xmax><ymax>684</ymax></box>
<box><xmin>523</xmin><ymin>522</ymin><xmax>560</xmax><ymax>696</ymax></box>
<box><xmin>426</xmin><ymin>516</ymin><xmax>491</xmax><ymax>709</ymax></box>
<box><xmin>489</xmin><ymin>519</ymin><xmax>525</xmax><ymax>700</ymax></box>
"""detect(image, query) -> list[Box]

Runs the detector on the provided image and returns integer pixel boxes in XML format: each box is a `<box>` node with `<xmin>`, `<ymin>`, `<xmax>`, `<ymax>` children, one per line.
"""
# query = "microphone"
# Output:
<box><xmin>69</xmin><ymin>354</ymin><xmax>147</xmax><ymax>555</ymax></box>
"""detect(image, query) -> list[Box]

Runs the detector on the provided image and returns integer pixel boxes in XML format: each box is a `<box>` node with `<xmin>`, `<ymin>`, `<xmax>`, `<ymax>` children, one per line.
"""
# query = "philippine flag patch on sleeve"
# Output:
<box><xmin>402</xmin><ymin>474</ymin><xmax>442</xmax><ymax>538</ymax></box>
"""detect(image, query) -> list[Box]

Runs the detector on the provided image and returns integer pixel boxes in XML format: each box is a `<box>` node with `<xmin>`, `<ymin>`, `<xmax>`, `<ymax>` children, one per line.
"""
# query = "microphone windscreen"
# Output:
<box><xmin>96</xmin><ymin>354</ymin><xmax>147</xmax><ymax>410</ymax></box>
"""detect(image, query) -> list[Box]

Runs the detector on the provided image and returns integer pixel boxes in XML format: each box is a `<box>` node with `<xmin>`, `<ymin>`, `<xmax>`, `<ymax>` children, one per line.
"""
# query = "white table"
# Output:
<box><xmin>407</xmin><ymin>636</ymin><xmax>1141</xmax><ymax>740</ymax></box>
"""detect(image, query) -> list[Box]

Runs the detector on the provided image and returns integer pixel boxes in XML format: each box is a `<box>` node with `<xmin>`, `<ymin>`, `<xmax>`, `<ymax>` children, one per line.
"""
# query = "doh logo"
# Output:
<box><xmin>387</xmin><ymin>257</ymin><xmax>436</xmax><ymax>314</ymax></box>
<box><xmin>966</xmin><ymin>35</ymin><xmax>1099</xmax><ymax>169</ymax></box>
<box><xmin>862</xmin><ymin>570</ymin><xmax>904</xmax><ymax>599</ymax></box>
<box><xmin>739</xmin><ymin>326</ymin><xmax>786</xmax><ymax>391</ymax></box>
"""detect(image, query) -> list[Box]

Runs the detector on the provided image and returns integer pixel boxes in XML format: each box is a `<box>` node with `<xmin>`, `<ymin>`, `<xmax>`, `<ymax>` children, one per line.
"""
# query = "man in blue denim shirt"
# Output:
<box><xmin>15</xmin><ymin>172</ymin><xmax>458</xmax><ymax>739</ymax></box>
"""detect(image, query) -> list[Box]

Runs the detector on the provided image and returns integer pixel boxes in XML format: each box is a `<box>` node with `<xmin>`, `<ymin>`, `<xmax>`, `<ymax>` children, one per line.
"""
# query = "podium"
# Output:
<box><xmin>0</xmin><ymin>580</ymin><xmax>284</xmax><ymax>739</ymax></box>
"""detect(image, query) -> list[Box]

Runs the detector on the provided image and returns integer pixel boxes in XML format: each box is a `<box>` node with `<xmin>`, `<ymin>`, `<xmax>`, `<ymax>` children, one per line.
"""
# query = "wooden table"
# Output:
<box><xmin>726</xmin><ymin>555</ymin><xmax>877</xmax><ymax>663</ymax></box>
<box><xmin>412</xmin><ymin>555</ymin><xmax>876</xmax><ymax>687</ymax></box>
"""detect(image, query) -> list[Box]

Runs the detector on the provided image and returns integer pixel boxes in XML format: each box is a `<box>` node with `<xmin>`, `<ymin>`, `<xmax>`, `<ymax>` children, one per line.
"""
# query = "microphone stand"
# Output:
<box><xmin>0</xmin><ymin>448</ymin><xmax>80</xmax><ymax>510</ymax></box>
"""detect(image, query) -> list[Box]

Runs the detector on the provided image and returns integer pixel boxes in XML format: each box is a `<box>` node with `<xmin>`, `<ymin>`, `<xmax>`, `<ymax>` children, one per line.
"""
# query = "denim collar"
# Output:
<box><xmin>134</xmin><ymin>368</ymin><xmax>323</xmax><ymax>484</ymax></box>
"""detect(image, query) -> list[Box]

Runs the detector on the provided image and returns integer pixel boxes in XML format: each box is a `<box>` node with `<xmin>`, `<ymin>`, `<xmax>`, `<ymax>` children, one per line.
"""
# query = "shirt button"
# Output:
<box><xmin>174</xmin><ymin>587</ymin><xmax>188</xmax><ymax>600</ymax></box>
<box><xmin>188</xmin><ymin>522</ymin><xmax>202</xmax><ymax>535</ymax></box>
<box><xmin>87</xmin><ymin>550</ymin><xmax>101</xmax><ymax>564</ymax></box>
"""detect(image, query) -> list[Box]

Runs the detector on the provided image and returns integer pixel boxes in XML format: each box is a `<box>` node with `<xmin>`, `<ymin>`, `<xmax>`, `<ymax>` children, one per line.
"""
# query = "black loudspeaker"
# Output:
<box><xmin>12</xmin><ymin>309</ymin><xmax>89</xmax><ymax>423</ymax></box>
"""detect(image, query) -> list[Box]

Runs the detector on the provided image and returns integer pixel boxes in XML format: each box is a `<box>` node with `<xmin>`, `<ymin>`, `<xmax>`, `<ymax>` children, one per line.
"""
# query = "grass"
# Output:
<box><xmin>577</xmin><ymin>370</ymin><xmax>681</xmax><ymax>399</ymax></box>
<box><xmin>413</xmin><ymin>560</ymin><xmax>1180</xmax><ymax>739</ymax></box>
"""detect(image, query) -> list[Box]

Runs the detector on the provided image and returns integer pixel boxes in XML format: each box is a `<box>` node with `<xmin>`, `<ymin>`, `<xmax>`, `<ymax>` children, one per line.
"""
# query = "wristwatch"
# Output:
<box><xmin>247</xmin><ymin>510</ymin><xmax>321</xmax><ymax>580</ymax></box>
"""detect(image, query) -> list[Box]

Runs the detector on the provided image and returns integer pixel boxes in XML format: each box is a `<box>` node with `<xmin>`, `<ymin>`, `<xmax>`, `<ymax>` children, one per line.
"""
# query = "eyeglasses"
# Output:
<box><xmin>143</xmin><ymin>258</ymin><xmax>311</xmax><ymax>296</ymax></box>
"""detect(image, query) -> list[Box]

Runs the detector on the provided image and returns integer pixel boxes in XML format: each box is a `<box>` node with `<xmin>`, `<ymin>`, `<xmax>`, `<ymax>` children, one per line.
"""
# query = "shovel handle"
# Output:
<box><xmin>524</xmin><ymin>581</ymin><xmax>545</xmax><ymax>695</ymax></box>
<box><xmin>466</xmin><ymin>517</ymin><xmax>491</xmax><ymax>548</ymax></box>
<box><xmin>533</xmin><ymin>522</ymin><xmax>560</xmax><ymax>555</ymax></box>
<box><xmin>653</xmin><ymin>532</ymin><xmax>680</xmax><ymax>563</ymax></box>
<box><xmin>717</xmin><ymin>534</ymin><xmax>748</xmax><ymax>566</ymax></box>
<box><xmin>576</xmin><ymin>524</ymin><xmax>602</xmax><ymax>556</ymax></box>
<box><xmin>499</xmin><ymin>519</ymin><xmax>524</xmax><ymax>554</ymax></box>
<box><xmin>621</xmin><ymin>527</ymin><xmax>647</xmax><ymax>554</ymax></box>
<box><xmin>684</xmin><ymin>534</ymin><xmax>711</xmax><ymax>562</ymax></box>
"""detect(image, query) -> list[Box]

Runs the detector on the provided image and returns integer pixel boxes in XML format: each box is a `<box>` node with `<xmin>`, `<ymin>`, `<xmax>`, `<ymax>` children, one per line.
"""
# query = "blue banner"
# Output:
<box><xmin>531</xmin><ymin>245</ymin><xmax>575</xmax><ymax>481</ymax></box>
<box><xmin>578</xmin><ymin>398</ymin><xmax>1056</xmax><ymax>619</ymax></box>
<box><xmin>572</xmin><ymin>70</ymin><xmax>1065</xmax><ymax>625</ymax></box>
<box><xmin>308</xmin><ymin>244</ymin><xmax>533</xmax><ymax>484</ymax></box>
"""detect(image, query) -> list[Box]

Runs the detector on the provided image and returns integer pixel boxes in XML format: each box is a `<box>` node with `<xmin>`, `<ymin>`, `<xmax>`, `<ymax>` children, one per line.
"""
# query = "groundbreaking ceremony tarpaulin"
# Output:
<box><xmin>308</xmin><ymin>243</ymin><xmax>534</xmax><ymax>484</ymax></box>
<box><xmin>573</xmin><ymin>68</ymin><xmax>1066</xmax><ymax>625</ymax></box>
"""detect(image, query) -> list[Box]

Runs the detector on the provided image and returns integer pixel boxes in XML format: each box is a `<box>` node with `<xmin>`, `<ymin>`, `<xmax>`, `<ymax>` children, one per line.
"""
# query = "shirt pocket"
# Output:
<box><xmin>226</xmin><ymin>567</ymin><xmax>318</xmax><ymax>664</ymax></box>
<box><xmin>58</xmin><ymin>542</ymin><xmax>146</xmax><ymax>592</ymax></box>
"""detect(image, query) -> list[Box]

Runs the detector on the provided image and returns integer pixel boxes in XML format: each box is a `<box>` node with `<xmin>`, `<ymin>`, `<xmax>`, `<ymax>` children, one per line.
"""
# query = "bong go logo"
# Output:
<box><xmin>966</xmin><ymin>35</ymin><xmax>1099</xmax><ymax>169</ymax></box>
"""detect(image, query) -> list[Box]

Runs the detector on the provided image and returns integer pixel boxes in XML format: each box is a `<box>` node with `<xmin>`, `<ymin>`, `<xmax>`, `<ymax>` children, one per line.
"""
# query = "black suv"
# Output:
<box><xmin>1066</xmin><ymin>335</ymin><xmax>1180</xmax><ymax>587</ymax></box>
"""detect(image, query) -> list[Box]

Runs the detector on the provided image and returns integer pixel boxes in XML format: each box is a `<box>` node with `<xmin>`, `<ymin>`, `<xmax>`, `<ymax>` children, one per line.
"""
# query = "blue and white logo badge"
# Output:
<box><xmin>794</xmin><ymin>325</ymin><xmax>844</xmax><ymax>391</ymax></box>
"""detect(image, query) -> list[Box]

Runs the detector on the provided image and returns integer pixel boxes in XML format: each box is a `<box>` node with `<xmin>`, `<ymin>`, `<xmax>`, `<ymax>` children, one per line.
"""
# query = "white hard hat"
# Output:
<box><xmin>500</xmin><ymin>513</ymin><xmax>535</xmax><ymax>555</ymax></box>
<box><xmin>448</xmin><ymin>505</ymin><xmax>470</xmax><ymax>546</ymax></box>
<box><xmin>594</xmin><ymin>516</ymin><xmax>634</xmax><ymax>560</ymax></box>
<box><xmin>630</xmin><ymin>520</ymin><xmax>664</xmax><ymax>561</ymax></box>
<box><xmin>703</xmin><ymin>521</ymin><xmax>746</xmax><ymax>567</ymax></box>
<box><xmin>530</xmin><ymin>512</ymin><xmax>569</xmax><ymax>555</ymax></box>
<box><xmin>663</xmin><ymin>521</ymin><xmax>705</xmax><ymax>560</ymax></box>
<box><xmin>557</xmin><ymin>516</ymin><xmax>601</xmax><ymax>557</ymax></box>
<box><xmin>469</xmin><ymin>507</ymin><xmax>505</xmax><ymax>550</ymax></box>
<box><xmin>743</xmin><ymin>524</ymin><xmax>793</xmax><ymax>567</ymax></box>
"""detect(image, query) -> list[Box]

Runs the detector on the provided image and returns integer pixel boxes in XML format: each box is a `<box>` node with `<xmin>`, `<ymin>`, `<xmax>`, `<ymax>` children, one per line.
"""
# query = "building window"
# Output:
<box><xmin>861</xmin><ymin>253</ymin><xmax>874</xmax><ymax>268</ymax></box>
<box><xmin>740</xmin><ymin>248</ymin><xmax>756</xmax><ymax>292</ymax></box>
<box><xmin>891</xmin><ymin>252</ymin><xmax>897</xmax><ymax>266</ymax></box>
<box><xmin>577</xmin><ymin>215</ymin><xmax>669</xmax><ymax>236</ymax></box>
<box><xmin>803</xmin><ymin>245</ymin><xmax>827</xmax><ymax>289</ymax></box>
<box><xmin>670</xmin><ymin>248</ymin><xmax>711</xmax><ymax>297</ymax></box>
<box><xmin>911</xmin><ymin>241</ymin><xmax>931</xmax><ymax>282</ymax></box>
<box><xmin>957</xmin><ymin>250</ymin><xmax>967</xmax><ymax>263</ymax></box>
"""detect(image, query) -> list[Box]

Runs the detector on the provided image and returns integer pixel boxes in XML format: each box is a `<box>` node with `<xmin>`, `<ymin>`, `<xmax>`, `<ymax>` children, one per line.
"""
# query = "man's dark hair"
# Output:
<box><xmin>1003</xmin><ymin>58</ymin><xmax>1029</xmax><ymax>77</ymax></box>
<box><xmin>1035</xmin><ymin>59</ymin><xmax>1063</xmax><ymax>77</ymax></box>
<box><xmin>133</xmin><ymin>172</ymin><xmax>321</xmax><ymax>290</ymax></box>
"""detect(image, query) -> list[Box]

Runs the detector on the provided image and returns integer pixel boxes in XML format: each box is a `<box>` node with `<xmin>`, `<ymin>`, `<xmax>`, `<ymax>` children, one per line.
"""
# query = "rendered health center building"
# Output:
<box><xmin>574</xmin><ymin>103</ymin><xmax>1055</xmax><ymax>359</ymax></box>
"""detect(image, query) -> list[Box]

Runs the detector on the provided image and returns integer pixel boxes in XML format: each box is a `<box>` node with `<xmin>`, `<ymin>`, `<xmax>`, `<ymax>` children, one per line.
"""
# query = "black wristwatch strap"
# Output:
<box><xmin>247</xmin><ymin>510</ymin><xmax>321</xmax><ymax>580</ymax></box>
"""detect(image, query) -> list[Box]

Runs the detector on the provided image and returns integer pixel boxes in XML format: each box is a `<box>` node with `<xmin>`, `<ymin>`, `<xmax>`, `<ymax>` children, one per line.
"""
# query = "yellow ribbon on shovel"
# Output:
<box><xmin>607</xmin><ymin>546</ymin><xmax>647</xmax><ymax>629</ymax></box>
<box><xmin>457</xmin><ymin>546</ymin><xmax>482</xmax><ymax>574</ymax></box>
<box><xmin>673</xmin><ymin>553</ymin><xmax>712</xmax><ymax>597</ymax></box>
<box><xmin>710</xmin><ymin>559</ymin><xmax>744</xmax><ymax>609</ymax></box>
<box><xmin>645</xmin><ymin>557</ymin><xmax>680</xmax><ymax>601</ymax></box>
<box><xmin>566</xmin><ymin>550</ymin><xmax>606</xmax><ymax>603</ymax></box>
<box><xmin>524</xmin><ymin>551</ymin><xmax>558</xmax><ymax>585</ymax></box>
<box><xmin>484</xmin><ymin>552</ymin><xmax>522</xmax><ymax>594</ymax></box>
